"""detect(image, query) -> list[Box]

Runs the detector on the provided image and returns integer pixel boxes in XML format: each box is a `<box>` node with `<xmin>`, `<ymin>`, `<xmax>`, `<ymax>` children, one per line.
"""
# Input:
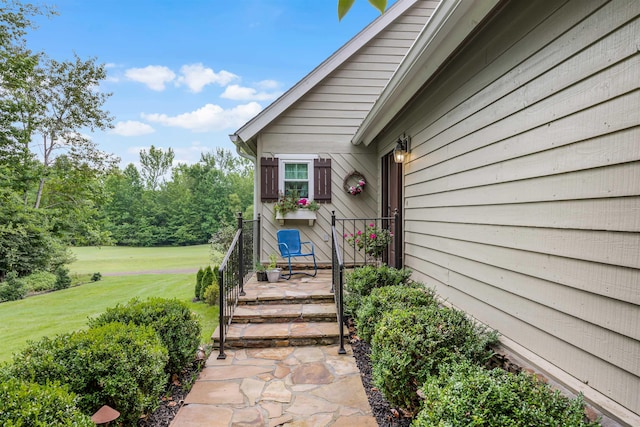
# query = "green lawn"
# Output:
<box><xmin>0</xmin><ymin>245</ymin><xmax>220</xmax><ymax>363</ymax></box>
<box><xmin>69</xmin><ymin>244</ymin><xmax>214</xmax><ymax>274</ymax></box>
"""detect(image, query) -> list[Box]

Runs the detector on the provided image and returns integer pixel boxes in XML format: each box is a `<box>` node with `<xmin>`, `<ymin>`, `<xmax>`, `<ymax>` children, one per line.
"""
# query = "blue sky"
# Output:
<box><xmin>26</xmin><ymin>0</ymin><xmax>395</xmax><ymax>167</ymax></box>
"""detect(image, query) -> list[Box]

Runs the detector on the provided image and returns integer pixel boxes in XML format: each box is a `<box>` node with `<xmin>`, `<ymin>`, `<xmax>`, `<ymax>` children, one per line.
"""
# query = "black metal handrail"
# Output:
<box><xmin>331</xmin><ymin>211</ymin><xmax>346</xmax><ymax>355</ymax></box>
<box><xmin>217</xmin><ymin>213</ymin><xmax>260</xmax><ymax>359</ymax></box>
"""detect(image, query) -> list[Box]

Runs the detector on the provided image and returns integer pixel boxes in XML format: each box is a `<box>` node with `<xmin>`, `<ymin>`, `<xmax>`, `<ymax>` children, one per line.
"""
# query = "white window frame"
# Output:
<box><xmin>277</xmin><ymin>154</ymin><xmax>318</xmax><ymax>200</ymax></box>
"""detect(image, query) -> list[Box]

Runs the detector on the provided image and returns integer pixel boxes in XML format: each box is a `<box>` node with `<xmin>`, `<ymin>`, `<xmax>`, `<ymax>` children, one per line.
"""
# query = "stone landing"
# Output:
<box><xmin>170</xmin><ymin>346</ymin><xmax>377</xmax><ymax>427</ymax></box>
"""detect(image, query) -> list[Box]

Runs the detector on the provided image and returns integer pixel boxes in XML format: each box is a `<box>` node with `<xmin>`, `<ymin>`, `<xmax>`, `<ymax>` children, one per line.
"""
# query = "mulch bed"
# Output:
<box><xmin>137</xmin><ymin>358</ymin><xmax>205</xmax><ymax>427</ymax></box>
<box><xmin>348</xmin><ymin>318</ymin><xmax>413</xmax><ymax>427</ymax></box>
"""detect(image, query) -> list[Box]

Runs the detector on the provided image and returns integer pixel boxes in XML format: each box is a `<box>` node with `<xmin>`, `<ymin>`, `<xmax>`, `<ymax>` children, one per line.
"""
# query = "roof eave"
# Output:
<box><xmin>233</xmin><ymin>0</ymin><xmax>420</xmax><ymax>144</ymax></box>
<box><xmin>353</xmin><ymin>0</ymin><xmax>501</xmax><ymax>146</ymax></box>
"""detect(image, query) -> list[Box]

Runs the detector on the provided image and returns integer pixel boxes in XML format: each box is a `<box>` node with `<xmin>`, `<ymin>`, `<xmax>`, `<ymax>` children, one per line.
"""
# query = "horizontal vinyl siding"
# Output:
<box><xmin>374</xmin><ymin>0</ymin><xmax>640</xmax><ymax>417</ymax></box>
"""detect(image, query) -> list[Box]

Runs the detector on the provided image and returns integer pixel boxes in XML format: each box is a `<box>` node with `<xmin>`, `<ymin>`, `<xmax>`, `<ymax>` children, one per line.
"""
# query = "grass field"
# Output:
<box><xmin>0</xmin><ymin>245</ymin><xmax>220</xmax><ymax>363</ymax></box>
<box><xmin>69</xmin><ymin>244</ymin><xmax>215</xmax><ymax>274</ymax></box>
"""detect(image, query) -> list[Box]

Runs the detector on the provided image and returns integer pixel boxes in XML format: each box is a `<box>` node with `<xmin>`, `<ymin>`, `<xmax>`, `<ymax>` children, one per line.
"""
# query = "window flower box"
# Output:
<box><xmin>275</xmin><ymin>209</ymin><xmax>317</xmax><ymax>226</ymax></box>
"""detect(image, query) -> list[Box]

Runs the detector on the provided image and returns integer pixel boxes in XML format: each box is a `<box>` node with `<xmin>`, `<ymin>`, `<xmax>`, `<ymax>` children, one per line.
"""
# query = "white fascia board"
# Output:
<box><xmin>232</xmin><ymin>0</ymin><xmax>419</xmax><ymax>145</ymax></box>
<box><xmin>353</xmin><ymin>0</ymin><xmax>500</xmax><ymax>146</ymax></box>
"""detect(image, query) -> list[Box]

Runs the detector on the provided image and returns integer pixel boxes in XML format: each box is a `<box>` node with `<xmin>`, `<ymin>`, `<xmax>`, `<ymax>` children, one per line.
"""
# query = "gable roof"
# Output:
<box><xmin>352</xmin><ymin>0</ymin><xmax>501</xmax><ymax>146</ymax></box>
<box><xmin>230</xmin><ymin>0</ymin><xmax>421</xmax><ymax>156</ymax></box>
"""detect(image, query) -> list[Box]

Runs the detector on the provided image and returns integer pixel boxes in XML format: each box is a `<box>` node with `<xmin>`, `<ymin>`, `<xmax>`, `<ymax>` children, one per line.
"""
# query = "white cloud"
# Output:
<box><xmin>221</xmin><ymin>84</ymin><xmax>282</xmax><ymax>101</ymax></box>
<box><xmin>256</xmin><ymin>79</ymin><xmax>280</xmax><ymax>90</ymax></box>
<box><xmin>125</xmin><ymin>65</ymin><xmax>176</xmax><ymax>91</ymax></box>
<box><xmin>141</xmin><ymin>102</ymin><xmax>263</xmax><ymax>132</ymax></box>
<box><xmin>111</xmin><ymin>120</ymin><xmax>155</xmax><ymax>136</ymax></box>
<box><xmin>176</xmin><ymin>63</ymin><xmax>239</xmax><ymax>93</ymax></box>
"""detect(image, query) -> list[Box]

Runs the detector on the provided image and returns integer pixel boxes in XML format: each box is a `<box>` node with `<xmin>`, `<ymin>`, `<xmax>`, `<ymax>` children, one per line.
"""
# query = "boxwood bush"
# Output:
<box><xmin>0</xmin><ymin>377</ymin><xmax>93</xmax><ymax>426</ymax></box>
<box><xmin>371</xmin><ymin>306</ymin><xmax>498</xmax><ymax>413</ymax></box>
<box><xmin>88</xmin><ymin>297</ymin><xmax>201</xmax><ymax>374</ymax></box>
<box><xmin>9</xmin><ymin>322</ymin><xmax>168</xmax><ymax>425</ymax></box>
<box><xmin>344</xmin><ymin>264</ymin><xmax>413</xmax><ymax>315</ymax></box>
<box><xmin>356</xmin><ymin>285</ymin><xmax>437</xmax><ymax>343</ymax></box>
<box><xmin>413</xmin><ymin>360</ymin><xmax>600</xmax><ymax>426</ymax></box>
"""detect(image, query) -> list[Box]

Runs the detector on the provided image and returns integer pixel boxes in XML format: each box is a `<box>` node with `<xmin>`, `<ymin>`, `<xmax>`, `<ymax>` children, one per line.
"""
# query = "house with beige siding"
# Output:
<box><xmin>230</xmin><ymin>0</ymin><xmax>640</xmax><ymax>424</ymax></box>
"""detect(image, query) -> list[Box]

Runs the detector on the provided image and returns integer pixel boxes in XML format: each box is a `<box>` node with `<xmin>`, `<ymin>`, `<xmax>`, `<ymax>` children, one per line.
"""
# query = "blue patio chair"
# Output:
<box><xmin>277</xmin><ymin>229</ymin><xmax>317</xmax><ymax>279</ymax></box>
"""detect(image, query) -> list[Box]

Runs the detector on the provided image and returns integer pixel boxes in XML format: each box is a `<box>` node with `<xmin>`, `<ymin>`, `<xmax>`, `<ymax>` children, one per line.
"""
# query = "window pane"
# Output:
<box><xmin>285</xmin><ymin>182</ymin><xmax>309</xmax><ymax>198</ymax></box>
<box><xmin>285</xmin><ymin>163</ymin><xmax>308</xmax><ymax>180</ymax></box>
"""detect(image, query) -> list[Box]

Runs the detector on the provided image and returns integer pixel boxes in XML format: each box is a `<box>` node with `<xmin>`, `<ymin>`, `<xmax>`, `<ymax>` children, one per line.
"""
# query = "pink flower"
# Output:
<box><xmin>357</xmin><ymin>230</ymin><xmax>362</xmax><ymax>236</ymax></box>
<box><xmin>370</xmin><ymin>233</ymin><xmax>377</xmax><ymax>239</ymax></box>
<box><xmin>343</xmin><ymin>233</ymin><xmax>347</xmax><ymax>238</ymax></box>
<box><xmin>369</xmin><ymin>223</ymin><xmax>374</xmax><ymax>227</ymax></box>
<box><xmin>298</xmin><ymin>198</ymin><xmax>308</xmax><ymax>206</ymax></box>
<box><xmin>358</xmin><ymin>179</ymin><xmax>365</xmax><ymax>186</ymax></box>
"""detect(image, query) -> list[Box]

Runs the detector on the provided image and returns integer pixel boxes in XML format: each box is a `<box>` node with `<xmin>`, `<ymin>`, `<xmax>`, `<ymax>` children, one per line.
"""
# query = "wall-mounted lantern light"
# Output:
<box><xmin>393</xmin><ymin>134</ymin><xmax>410</xmax><ymax>163</ymax></box>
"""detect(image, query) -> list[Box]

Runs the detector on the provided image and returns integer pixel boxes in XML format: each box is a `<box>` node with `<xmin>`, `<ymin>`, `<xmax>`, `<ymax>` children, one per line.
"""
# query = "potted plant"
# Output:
<box><xmin>266</xmin><ymin>253</ymin><xmax>281</xmax><ymax>283</ymax></box>
<box><xmin>255</xmin><ymin>261</ymin><xmax>268</xmax><ymax>282</ymax></box>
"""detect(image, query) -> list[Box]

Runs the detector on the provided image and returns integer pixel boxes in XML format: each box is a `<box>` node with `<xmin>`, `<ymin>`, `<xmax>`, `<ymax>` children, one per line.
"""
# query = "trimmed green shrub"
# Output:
<box><xmin>90</xmin><ymin>272</ymin><xmax>102</xmax><ymax>282</ymax></box>
<box><xmin>413</xmin><ymin>360</ymin><xmax>600</xmax><ymax>426</ymax></box>
<box><xmin>0</xmin><ymin>272</ymin><xmax>27</xmax><ymax>302</ymax></box>
<box><xmin>204</xmin><ymin>281</ymin><xmax>220</xmax><ymax>306</ymax></box>
<box><xmin>53</xmin><ymin>266</ymin><xmax>72</xmax><ymax>290</ymax></box>
<box><xmin>0</xmin><ymin>377</ymin><xmax>94</xmax><ymax>426</ymax></box>
<box><xmin>88</xmin><ymin>298</ymin><xmax>201</xmax><ymax>374</ymax></box>
<box><xmin>9</xmin><ymin>322</ymin><xmax>168</xmax><ymax>425</ymax></box>
<box><xmin>18</xmin><ymin>270</ymin><xmax>57</xmax><ymax>292</ymax></box>
<box><xmin>356</xmin><ymin>285</ymin><xmax>437</xmax><ymax>343</ymax></box>
<box><xmin>202</xmin><ymin>264</ymin><xmax>220</xmax><ymax>306</ymax></box>
<box><xmin>372</xmin><ymin>306</ymin><xmax>498</xmax><ymax>413</ymax></box>
<box><xmin>344</xmin><ymin>264</ymin><xmax>413</xmax><ymax>315</ymax></box>
<box><xmin>195</xmin><ymin>267</ymin><xmax>204</xmax><ymax>300</ymax></box>
<box><xmin>200</xmin><ymin>266</ymin><xmax>214</xmax><ymax>300</ymax></box>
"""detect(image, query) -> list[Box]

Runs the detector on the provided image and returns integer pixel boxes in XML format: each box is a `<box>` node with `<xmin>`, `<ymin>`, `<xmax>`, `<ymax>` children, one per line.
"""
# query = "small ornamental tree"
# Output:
<box><xmin>53</xmin><ymin>265</ymin><xmax>72</xmax><ymax>290</ymax></box>
<box><xmin>200</xmin><ymin>265</ymin><xmax>213</xmax><ymax>301</ymax></box>
<box><xmin>195</xmin><ymin>267</ymin><xmax>204</xmax><ymax>300</ymax></box>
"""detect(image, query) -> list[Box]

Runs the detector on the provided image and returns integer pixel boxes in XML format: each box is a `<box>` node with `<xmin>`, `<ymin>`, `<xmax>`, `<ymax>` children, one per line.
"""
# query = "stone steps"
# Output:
<box><xmin>213</xmin><ymin>321</ymin><xmax>348</xmax><ymax>348</ymax></box>
<box><xmin>233</xmin><ymin>303</ymin><xmax>337</xmax><ymax>323</ymax></box>
<box><xmin>212</xmin><ymin>274</ymin><xmax>345</xmax><ymax>349</ymax></box>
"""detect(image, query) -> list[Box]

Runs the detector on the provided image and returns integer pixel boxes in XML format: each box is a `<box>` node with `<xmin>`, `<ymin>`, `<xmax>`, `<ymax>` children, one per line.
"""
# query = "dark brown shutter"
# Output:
<box><xmin>260</xmin><ymin>157</ymin><xmax>279</xmax><ymax>202</ymax></box>
<box><xmin>314</xmin><ymin>158</ymin><xmax>331</xmax><ymax>203</ymax></box>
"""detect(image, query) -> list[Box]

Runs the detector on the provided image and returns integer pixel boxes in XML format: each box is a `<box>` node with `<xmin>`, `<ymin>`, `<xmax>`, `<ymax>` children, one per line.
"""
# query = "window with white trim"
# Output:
<box><xmin>278</xmin><ymin>155</ymin><xmax>315</xmax><ymax>199</ymax></box>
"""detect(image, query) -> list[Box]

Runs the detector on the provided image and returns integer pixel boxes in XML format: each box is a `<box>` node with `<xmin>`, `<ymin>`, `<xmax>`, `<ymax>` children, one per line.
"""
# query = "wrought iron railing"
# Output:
<box><xmin>331</xmin><ymin>210</ymin><xmax>399</xmax><ymax>355</ymax></box>
<box><xmin>217</xmin><ymin>213</ymin><xmax>260</xmax><ymax>359</ymax></box>
<box><xmin>332</xmin><ymin>210</ymin><xmax>400</xmax><ymax>268</ymax></box>
<box><xmin>331</xmin><ymin>212</ymin><xmax>346</xmax><ymax>355</ymax></box>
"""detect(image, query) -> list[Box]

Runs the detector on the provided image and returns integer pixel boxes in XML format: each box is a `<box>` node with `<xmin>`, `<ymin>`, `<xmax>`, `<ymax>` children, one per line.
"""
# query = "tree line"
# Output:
<box><xmin>0</xmin><ymin>2</ymin><xmax>253</xmax><ymax>282</ymax></box>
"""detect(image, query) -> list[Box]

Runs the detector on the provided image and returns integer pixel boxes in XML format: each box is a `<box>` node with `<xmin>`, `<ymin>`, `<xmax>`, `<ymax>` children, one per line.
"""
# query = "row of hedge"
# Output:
<box><xmin>0</xmin><ymin>298</ymin><xmax>202</xmax><ymax>426</ymax></box>
<box><xmin>345</xmin><ymin>265</ymin><xmax>600</xmax><ymax>426</ymax></box>
<box><xmin>0</xmin><ymin>269</ymin><xmax>103</xmax><ymax>303</ymax></box>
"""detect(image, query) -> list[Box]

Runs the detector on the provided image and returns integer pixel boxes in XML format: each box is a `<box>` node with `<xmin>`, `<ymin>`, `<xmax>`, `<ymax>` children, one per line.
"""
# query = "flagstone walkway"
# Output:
<box><xmin>170</xmin><ymin>345</ymin><xmax>376</xmax><ymax>427</ymax></box>
<box><xmin>171</xmin><ymin>271</ymin><xmax>377</xmax><ymax>426</ymax></box>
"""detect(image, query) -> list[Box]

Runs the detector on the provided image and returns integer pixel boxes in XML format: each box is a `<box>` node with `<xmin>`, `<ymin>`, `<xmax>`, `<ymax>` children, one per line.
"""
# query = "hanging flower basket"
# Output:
<box><xmin>343</xmin><ymin>171</ymin><xmax>366</xmax><ymax>196</ymax></box>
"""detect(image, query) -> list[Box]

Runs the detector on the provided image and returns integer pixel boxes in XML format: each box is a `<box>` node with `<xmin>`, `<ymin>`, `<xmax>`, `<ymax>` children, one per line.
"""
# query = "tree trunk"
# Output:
<box><xmin>34</xmin><ymin>177</ymin><xmax>45</xmax><ymax>209</ymax></box>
